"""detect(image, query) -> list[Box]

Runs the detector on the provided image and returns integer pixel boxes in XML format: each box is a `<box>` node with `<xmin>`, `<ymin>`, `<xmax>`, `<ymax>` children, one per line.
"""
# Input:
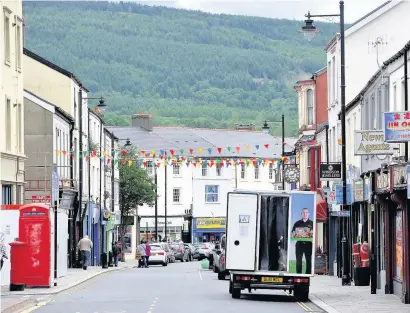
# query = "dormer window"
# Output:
<box><xmin>307</xmin><ymin>89</ymin><xmax>314</xmax><ymax>125</ymax></box>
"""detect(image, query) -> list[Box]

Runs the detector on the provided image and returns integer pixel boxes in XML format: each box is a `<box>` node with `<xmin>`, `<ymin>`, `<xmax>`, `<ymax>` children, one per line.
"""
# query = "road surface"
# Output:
<box><xmin>23</xmin><ymin>261</ymin><xmax>325</xmax><ymax>313</ymax></box>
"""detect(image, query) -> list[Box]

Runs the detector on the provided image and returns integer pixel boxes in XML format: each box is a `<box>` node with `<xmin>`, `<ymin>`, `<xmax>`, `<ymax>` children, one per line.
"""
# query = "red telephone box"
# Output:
<box><xmin>19</xmin><ymin>204</ymin><xmax>51</xmax><ymax>287</ymax></box>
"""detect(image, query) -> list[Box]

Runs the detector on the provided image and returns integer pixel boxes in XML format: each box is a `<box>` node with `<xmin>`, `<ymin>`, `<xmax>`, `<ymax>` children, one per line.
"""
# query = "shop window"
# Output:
<box><xmin>205</xmin><ymin>185</ymin><xmax>219</xmax><ymax>203</ymax></box>
<box><xmin>394</xmin><ymin>210</ymin><xmax>403</xmax><ymax>281</ymax></box>
<box><xmin>146</xmin><ymin>161</ymin><xmax>154</xmax><ymax>175</ymax></box>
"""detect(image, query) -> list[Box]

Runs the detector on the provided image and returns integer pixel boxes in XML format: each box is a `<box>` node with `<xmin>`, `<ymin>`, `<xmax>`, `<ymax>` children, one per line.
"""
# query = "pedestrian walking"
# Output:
<box><xmin>145</xmin><ymin>241</ymin><xmax>151</xmax><ymax>267</ymax></box>
<box><xmin>137</xmin><ymin>240</ymin><xmax>147</xmax><ymax>268</ymax></box>
<box><xmin>77</xmin><ymin>235</ymin><xmax>93</xmax><ymax>270</ymax></box>
<box><xmin>112</xmin><ymin>241</ymin><xmax>122</xmax><ymax>267</ymax></box>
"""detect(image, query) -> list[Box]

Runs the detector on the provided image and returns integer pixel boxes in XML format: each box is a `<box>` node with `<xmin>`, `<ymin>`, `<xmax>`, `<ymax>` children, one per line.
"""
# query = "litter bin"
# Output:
<box><xmin>9</xmin><ymin>241</ymin><xmax>27</xmax><ymax>291</ymax></box>
<box><xmin>108</xmin><ymin>251</ymin><xmax>113</xmax><ymax>267</ymax></box>
<box><xmin>101</xmin><ymin>252</ymin><xmax>108</xmax><ymax>269</ymax></box>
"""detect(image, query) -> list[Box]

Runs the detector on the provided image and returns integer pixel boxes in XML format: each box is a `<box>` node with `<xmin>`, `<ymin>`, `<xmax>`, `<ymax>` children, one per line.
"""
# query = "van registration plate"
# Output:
<box><xmin>261</xmin><ymin>277</ymin><xmax>283</xmax><ymax>283</ymax></box>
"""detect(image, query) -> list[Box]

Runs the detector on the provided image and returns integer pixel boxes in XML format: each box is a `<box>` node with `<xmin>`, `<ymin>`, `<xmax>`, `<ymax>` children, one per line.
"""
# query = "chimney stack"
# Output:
<box><xmin>262</xmin><ymin>121</ymin><xmax>270</xmax><ymax>134</ymax></box>
<box><xmin>132</xmin><ymin>113</ymin><xmax>153</xmax><ymax>131</ymax></box>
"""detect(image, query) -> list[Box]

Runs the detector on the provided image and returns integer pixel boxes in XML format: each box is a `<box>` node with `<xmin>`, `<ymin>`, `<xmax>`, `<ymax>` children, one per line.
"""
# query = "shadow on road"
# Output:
<box><xmin>240</xmin><ymin>293</ymin><xmax>296</xmax><ymax>303</ymax></box>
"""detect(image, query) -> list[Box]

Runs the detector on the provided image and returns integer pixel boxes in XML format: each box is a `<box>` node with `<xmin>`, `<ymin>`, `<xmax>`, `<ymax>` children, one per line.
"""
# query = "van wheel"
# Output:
<box><xmin>218</xmin><ymin>271</ymin><xmax>225</xmax><ymax>280</ymax></box>
<box><xmin>162</xmin><ymin>261</ymin><xmax>168</xmax><ymax>266</ymax></box>
<box><xmin>294</xmin><ymin>287</ymin><xmax>309</xmax><ymax>302</ymax></box>
<box><xmin>232</xmin><ymin>287</ymin><xmax>241</xmax><ymax>299</ymax></box>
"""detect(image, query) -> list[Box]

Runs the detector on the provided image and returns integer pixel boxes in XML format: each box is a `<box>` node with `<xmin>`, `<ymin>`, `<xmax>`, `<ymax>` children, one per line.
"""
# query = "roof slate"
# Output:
<box><xmin>107</xmin><ymin>126</ymin><xmax>297</xmax><ymax>158</ymax></box>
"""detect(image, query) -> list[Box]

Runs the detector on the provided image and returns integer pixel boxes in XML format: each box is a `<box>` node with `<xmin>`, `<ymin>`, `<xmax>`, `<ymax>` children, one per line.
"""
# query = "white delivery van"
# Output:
<box><xmin>225</xmin><ymin>190</ymin><xmax>316</xmax><ymax>301</ymax></box>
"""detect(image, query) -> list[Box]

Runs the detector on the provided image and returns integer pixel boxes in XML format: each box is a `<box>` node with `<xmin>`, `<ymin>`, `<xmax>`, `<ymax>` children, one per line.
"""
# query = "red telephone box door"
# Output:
<box><xmin>19</xmin><ymin>204</ymin><xmax>51</xmax><ymax>287</ymax></box>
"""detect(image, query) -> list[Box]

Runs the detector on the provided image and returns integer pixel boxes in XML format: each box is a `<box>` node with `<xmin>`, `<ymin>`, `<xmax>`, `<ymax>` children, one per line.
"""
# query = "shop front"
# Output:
<box><xmin>389</xmin><ymin>164</ymin><xmax>409</xmax><ymax>302</ymax></box>
<box><xmin>140</xmin><ymin>217</ymin><xmax>184</xmax><ymax>242</ymax></box>
<box><xmin>193</xmin><ymin>217</ymin><xmax>226</xmax><ymax>243</ymax></box>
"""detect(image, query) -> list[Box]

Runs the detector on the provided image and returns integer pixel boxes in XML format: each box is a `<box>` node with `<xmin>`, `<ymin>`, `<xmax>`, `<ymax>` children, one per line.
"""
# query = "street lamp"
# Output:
<box><xmin>300</xmin><ymin>1</ymin><xmax>350</xmax><ymax>285</ymax></box>
<box><xmin>262</xmin><ymin>114</ymin><xmax>285</xmax><ymax>190</ymax></box>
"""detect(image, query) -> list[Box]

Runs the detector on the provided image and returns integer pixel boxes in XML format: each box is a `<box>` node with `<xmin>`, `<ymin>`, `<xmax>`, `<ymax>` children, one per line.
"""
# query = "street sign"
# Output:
<box><xmin>331</xmin><ymin>211</ymin><xmax>350</xmax><ymax>217</ymax></box>
<box><xmin>320</xmin><ymin>163</ymin><xmax>342</xmax><ymax>180</ymax></box>
<box><xmin>31</xmin><ymin>195</ymin><xmax>51</xmax><ymax>204</ymax></box>
<box><xmin>335</xmin><ymin>184</ymin><xmax>353</xmax><ymax>205</ymax></box>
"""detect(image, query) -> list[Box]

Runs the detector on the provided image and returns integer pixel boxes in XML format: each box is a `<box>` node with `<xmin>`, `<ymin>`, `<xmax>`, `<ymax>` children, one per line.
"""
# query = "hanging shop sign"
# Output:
<box><xmin>335</xmin><ymin>184</ymin><xmax>353</xmax><ymax>205</ymax></box>
<box><xmin>354</xmin><ymin>130</ymin><xmax>393</xmax><ymax>155</ymax></box>
<box><xmin>375</xmin><ymin>170</ymin><xmax>389</xmax><ymax>192</ymax></box>
<box><xmin>353</xmin><ymin>180</ymin><xmax>364</xmax><ymax>202</ymax></box>
<box><xmin>364</xmin><ymin>176</ymin><xmax>370</xmax><ymax>202</ymax></box>
<box><xmin>195</xmin><ymin>217</ymin><xmax>226</xmax><ymax>229</ymax></box>
<box><xmin>320</xmin><ymin>163</ymin><xmax>342</xmax><ymax>180</ymax></box>
<box><xmin>383</xmin><ymin>112</ymin><xmax>410</xmax><ymax>143</ymax></box>
<box><xmin>391</xmin><ymin>165</ymin><xmax>407</xmax><ymax>190</ymax></box>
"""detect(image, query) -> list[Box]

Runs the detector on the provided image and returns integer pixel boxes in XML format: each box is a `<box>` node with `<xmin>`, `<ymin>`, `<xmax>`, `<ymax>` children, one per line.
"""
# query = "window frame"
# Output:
<box><xmin>254</xmin><ymin>164</ymin><xmax>259</xmax><ymax>180</ymax></box>
<box><xmin>173</xmin><ymin>164</ymin><xmax>180</xmax><ymax>176</ymax></box>
<box><xmin>240</xmin><ymin>164</ymin><xmax>246</xmax><ymax>179</ymax></box>
<box><xmin>205</xmin><ymin>185</ymin><xmax>219</xmax><ymax>203</ymax></box>
<box><xmin>5</xmin><ymin>97</ymin><xmax>11</xmax><ymax>151</ymax></box>
<box><xmin>15</xmin><ymin>16</ymin><xmax>23</xmax><ymax>71</ymax></box>
<box><xmin>307</xmin><ymin>89</ymin><xmax>314</xmax><ymax>125</ymax></box>
<box><xmin>3</xmin><ymin>7</ymin><xmax>11</xmax><ymax>65</ymax></box>
<box><xmin>201</xmin><ymin>163</ymin><xmax>208</xmax><ymax>177</ymax></box>
<box><xmin>216</xmin><ymin>165</ymin><xmax>222</xmax><ymax>176</ymax></box>
<box><xmin>172</xmin><ymin>188</ymin><xmax>181</xmax><ymax>203</ymax></box>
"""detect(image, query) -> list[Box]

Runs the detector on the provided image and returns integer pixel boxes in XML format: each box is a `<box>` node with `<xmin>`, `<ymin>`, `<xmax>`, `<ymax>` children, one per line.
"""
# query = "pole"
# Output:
<box><xmin>111</xmin><ymin>137</ymin><xmax>115</xmax><ymax>214</ymax></box>
<box><xmin>281</xmin><ymin>114</ymin><xmax>285</xmax><ymax>190</ymax></box>
<box><xmin>325</xmin><ymin>124</ymin><xmax>330</xmax><ymax>274</ymax></box>
<box><xmin>403</xmin><ymin>49</ymin><xmax>409</xmax><ymax>303</ymax></box>
<box><xmin>154</xmin><ymin>167</ymin><xmax>158</xmax><ymax>241</ymax></box>
<box><xmin>164</xmin><ymin>161</ymin><xmax>168</xmax><ymax>241</ymax></box>
<box><xmin>54</xmin><ymin>201</ymin><xmax>58</xmax><ymax>286</ymax></box>
<box><xmin>339</xmin><ymin>0</ymin><xmax>350</xmax><ymax>286</ymax></box>
<box><xmin>77</xmin><ymin>88</ymin><xmax>84</xmax><ymax>267</ymax></box>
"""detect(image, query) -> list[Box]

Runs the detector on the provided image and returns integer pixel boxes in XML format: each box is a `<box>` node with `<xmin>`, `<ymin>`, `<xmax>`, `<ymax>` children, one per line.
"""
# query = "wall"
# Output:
<box><xmin>315</xmin><ymin>71</ymin><xmax>328</xmax><ymax>125</ymax></box>
<box><xmin>346</xmin><ymin>104</ymin><xmax>362</xmax><ymax>168</ymax></box>
<box><xmin>0</xmin><ymin>0</ymin><xmax>24</xmax><ymax>205</ymax></box>
<box><xmin>0</xmin><ymin>210</ymin><xmax>19</xmax><ymax>286</ymax></box>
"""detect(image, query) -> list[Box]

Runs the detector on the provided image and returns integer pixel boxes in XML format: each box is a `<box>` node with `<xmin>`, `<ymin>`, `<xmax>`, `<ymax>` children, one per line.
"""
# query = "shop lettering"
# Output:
<box><xmin>321</xmin><ymin>171</ymin><xmax>340</xmax><ymax>178</ymax></box>
<box><xmin>361</xmin><ymin>132</ymin><xmax>384</xmax><ymax>141</ymax></box>
<box><xmin>358</xmin><ymin>132</ymin><xmax>390</xmax><ymax>153</ymax></box>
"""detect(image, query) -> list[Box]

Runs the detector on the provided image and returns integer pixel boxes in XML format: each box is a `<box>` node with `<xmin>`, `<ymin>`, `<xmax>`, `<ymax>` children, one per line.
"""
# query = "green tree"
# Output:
<box><xmin>119</xmin><ymin>163</ymin><xmax>156</xmax><ymax>257</ymax></box>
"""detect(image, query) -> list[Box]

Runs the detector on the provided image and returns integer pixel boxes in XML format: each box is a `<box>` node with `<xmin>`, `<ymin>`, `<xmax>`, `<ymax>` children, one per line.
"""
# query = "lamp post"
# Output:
<box><xmin>262</xmin><ymin>114</ymin><xmax>286</xmax><ymax>190</ymax></box>
<box><xmin>300</xmin><ymin>1</ymin><xmax>350</xmax><ymax>285</ymax></box>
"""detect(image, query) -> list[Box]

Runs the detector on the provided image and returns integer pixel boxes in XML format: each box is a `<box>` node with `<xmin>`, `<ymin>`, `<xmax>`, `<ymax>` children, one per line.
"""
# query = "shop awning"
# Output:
<box><xmin>316</xmin><ymin>199</ymin><xmax>327</xmax><ymax>222</ymax></box>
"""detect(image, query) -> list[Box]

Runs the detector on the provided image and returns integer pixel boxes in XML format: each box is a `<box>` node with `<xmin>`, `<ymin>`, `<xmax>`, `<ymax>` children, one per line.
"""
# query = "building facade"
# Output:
<box><xmin>345</xmin><ymin>40</ymin><xmax>410</xmax><ymax>302</ymax></box>
<box><xmin>108</xmin><ymin>113</ymin><xmax>297</xmax><ymax>246</ymax></box>
<box><xmin>0</xmin><ymin>0</ymin><xmax>25</xmax><ymax>205</ymax></box>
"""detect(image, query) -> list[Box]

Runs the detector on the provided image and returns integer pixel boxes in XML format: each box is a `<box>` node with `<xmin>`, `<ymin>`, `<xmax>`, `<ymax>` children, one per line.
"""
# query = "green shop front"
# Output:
<box><xmin>193</xmin><ymin>217</ymin><xmax>226</xmax><ymax>243</ymax></box>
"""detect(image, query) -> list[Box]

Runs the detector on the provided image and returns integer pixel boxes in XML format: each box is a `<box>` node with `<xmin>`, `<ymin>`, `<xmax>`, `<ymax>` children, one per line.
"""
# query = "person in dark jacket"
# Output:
<box><xmin>113</xmin><ymin>241</ymin><xmax>122</xmax><ymax>267</ymax></box>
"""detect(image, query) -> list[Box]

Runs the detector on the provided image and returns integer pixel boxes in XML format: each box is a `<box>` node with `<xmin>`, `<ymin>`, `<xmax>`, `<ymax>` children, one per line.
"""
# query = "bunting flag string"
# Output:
<box><xmin>53</xmin><ymin>142</ymin><xmax>298</xmax><ymax>168</ymax></box>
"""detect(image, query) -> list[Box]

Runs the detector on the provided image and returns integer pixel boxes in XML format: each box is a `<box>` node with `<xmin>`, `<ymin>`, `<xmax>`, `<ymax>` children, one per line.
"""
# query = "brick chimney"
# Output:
<box><xmin>132</xmin><ymin>113</ymin><xmax>153</xmax><ymax>131</ymax></box>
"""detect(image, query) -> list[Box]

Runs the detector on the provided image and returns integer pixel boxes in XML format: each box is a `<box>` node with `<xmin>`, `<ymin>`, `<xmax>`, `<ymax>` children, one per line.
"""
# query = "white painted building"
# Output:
<box><xmin>109</xmin><ymin>114</ymin><xmax>297</xmax><ymax>245</ymax></box>
<box><xmin>326</xmin><ymin>0</ymin><xmax>410</xmax><ymax>176</ymax></box>
<box><xmin>0</xmin><ymin>0</ymin><xmax>25</xmax><ymax>205</ymax></box>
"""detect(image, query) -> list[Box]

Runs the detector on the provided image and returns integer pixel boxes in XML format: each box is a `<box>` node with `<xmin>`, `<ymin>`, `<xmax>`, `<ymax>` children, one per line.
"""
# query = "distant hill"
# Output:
<box><xmin>23</xmin><ymin>1</ymin><xmax>337</xmax><ymax>136</ymax></box>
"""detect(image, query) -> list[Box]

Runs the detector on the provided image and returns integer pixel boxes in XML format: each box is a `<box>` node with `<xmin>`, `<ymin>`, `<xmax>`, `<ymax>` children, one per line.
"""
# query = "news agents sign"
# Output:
<box><xmin>320</xmin><ymin>163</ymin><xmax>341</xmax><ymax>180</ymax></box>
<box><xmin>354</xmin><ymin>130</ymin><xmax>393</xmax><ymax>155</ymax></box>
<box><xmin>384</xmin><ymin>111</ymin><xmax>410</xmax><ymax>142</ymax></box>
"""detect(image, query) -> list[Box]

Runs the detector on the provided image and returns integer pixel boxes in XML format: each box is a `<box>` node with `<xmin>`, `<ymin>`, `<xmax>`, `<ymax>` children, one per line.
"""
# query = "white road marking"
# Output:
<box><xmin>147</xmin><ymin>297</ymin><xmax>159</xmax><ymax>313</ymax></box>
<box><xmin>198</xmin><ymin>270</ymin><xmax>203</xmax><ymax>280</ymax></box>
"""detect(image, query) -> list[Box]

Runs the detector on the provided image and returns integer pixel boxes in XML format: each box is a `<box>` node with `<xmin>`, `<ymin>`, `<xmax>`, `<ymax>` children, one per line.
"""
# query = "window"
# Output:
<box><xmin>4</xmin><ymin>9</ymin><xmax>10</xmax><ymax>63</ymax></box>
<box><xmin>2</xmin><ymin>185</ymin><xmax>12</xmax><ymax>205</ymax></box>
<box><xmin>16</xmin><ymin>23</ymin><xmax>21</xmax><ymax>69</ymax></box>
<box><xmin>393</xmin><ymin>84</ymin><xmax>397</xmax><ymax>111</ymax></box>
<box><xmin>6</xmin><ymin>98</ymin><xmax>11</xmax><ymax>151</ymax></box>
<box><xmin>307</xmin><ymin>149</ymin><xmax>311</xmax><ymax>183</ymax></box>
<box><xmin>173</xmin><ymin>164</ymin><xmax>180</xmax><ymax>175</ymax></box>
<box><xmin>114</xmin><ymin>181</ymin><xmax>119</xmax><ymax>204</ymax></box>
<box><xmin>254</xmin><ymin>164</ymin><xmax>259</xmax><ymax>180</ymax></box>
<box><xmin>216</xmin><ymin>165</ymin><xmax>222</xmax><ymax>176</ymax></box>
<box><xmin>202</xmin><ymin>163</ymin><xmax>208</xmax><ymax>176</ymax></box>
<box><xmin>307</xmin><ymin>89</ymin><xmax>314</xmax><ymax>125</ymax></box>
<box><xmin>394</xmin><ymin>211</ymin><xmax>403</xmax><ymax>281</ymax></box>
<box><xmin>269</xmin><ymin>164</ymin><xmax>273</xmax><ymax>180</ymax></box>
<box><xmin>16</xmin><ymin>103</ymin><xmax>22</xmax><ymax>152</ymax></box>
<box><xmin>240</xmin><ymin>164</ymin><xmax>246</xmax><ymax>179</ymax></box>
<box><xmin>173</xmin><ymin>188</ymin><xmax>180</xmax><ymax>203</ymax></box>
<box><xmin>205</xmin><ymin>185</ymin><xmax>219</xmax><ymax>203</ymax></box>
<box><xmin>146</xmin><ymin>161</ymin><xmax>153</xmax><ymax>175</ymax></box>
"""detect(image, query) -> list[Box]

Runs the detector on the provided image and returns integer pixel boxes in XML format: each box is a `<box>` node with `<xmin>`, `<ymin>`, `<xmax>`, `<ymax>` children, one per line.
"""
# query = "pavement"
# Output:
<box><xmin>2</xmin><ymin>261</ymin><xmax>410</xmax><ymax>313</ymax></box>
<box><xmin>310</xmin><ymin>275</ymin><xmax>410</xmax><ymax>313</ymax></box>
<box><xmin>0</xmin><ymin>259</ymin><xmax>138</xmax><ymax>313</ymax></box>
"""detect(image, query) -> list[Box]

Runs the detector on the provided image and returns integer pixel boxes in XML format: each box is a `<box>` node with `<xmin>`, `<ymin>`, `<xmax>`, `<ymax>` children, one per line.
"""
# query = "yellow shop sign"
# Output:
<box><xmin>196</xmin><ymin>218</ymin><xmax>226</xmax><ymax>229</ymax></box>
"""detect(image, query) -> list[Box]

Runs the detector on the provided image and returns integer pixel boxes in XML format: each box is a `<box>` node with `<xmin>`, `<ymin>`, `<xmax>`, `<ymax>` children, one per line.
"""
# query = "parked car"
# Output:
<box><xmin>193</xmin><ymin>243</ymin><xmax>212</xmax><ymax>260</ymax></box>
<box><xmin>170</xmin><ymin>242</ymin><xmax>189</xmax><ymax>262</ymax></box>
<box><xmin>213</xmin><ymin>235</ymin><xmax>229</xmax><ymax>280</ymax></box>
<box><xmin>183</xmin><ymin>243</ymin><xmax>195</xmax><ymax>261</ymax></box>
<box><xmin>148</xmin><ymin>244</ymin><xmax>168</xmax><ymax>266</ymax></box>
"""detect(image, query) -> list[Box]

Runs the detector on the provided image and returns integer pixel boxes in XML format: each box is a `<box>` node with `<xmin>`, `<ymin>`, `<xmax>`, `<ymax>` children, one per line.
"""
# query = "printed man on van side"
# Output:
<box><xmin>291</xmin><ymin>208</ymin><xmax>313</xmax><ymax>274</ymax></box>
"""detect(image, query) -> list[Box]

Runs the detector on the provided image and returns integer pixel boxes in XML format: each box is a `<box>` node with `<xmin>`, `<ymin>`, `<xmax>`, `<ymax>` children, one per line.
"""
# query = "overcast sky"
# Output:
<box><xmin>136</xmin><ymin>0</ymin><xmax>392</xmax><ymax>23</ymax></box>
